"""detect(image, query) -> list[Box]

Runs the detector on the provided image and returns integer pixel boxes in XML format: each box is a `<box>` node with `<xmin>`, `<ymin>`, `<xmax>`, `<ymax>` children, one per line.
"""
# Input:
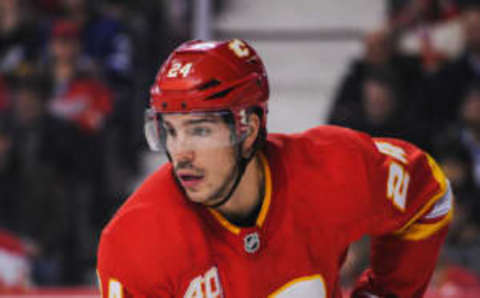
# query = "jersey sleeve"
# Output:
<box><xmin>345</xmin><ymin>133</ymin><xmax>453</xmax><ymax>297</ymax></box>
<box><xmin>96</xmin><ymin>165</ymin><xmax>211</xmax><ymax>298</ymax></box>
<box><xmin>364</xmin><ymin>137</ymin><xmax>452</xmax><ymax>237</ymax></box>
<box><xmin>97</xmin><ymin>230</ymin><xmax>173</xmax><ymax>298</ymax></box>
<box><xmin>96</xmin><ymin>199</ymin><xmax>178</xmax><ymax>298</ymax></box>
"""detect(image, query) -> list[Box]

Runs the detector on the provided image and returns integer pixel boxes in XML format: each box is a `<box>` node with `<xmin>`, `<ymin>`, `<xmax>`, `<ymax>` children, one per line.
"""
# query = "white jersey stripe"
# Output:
<box><xmin>423</xmin><ymin>180</ymin><xmax>453</xmax><ymax>220</ymax></box>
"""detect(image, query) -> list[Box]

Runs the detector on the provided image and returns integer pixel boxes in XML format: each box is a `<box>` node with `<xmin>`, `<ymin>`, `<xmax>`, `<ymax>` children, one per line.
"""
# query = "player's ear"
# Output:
<box><xmin>241</xmin><ymin>113</ymin><xmax>260</xmax><ymax>158</ymax></box>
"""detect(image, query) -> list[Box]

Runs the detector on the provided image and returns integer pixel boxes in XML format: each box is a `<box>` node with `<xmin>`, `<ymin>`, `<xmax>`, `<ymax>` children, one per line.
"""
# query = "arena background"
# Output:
<box><xmin>1</xmin><ymin>0</ymin><xmax>480</xmax><ymax>297</ymax></box>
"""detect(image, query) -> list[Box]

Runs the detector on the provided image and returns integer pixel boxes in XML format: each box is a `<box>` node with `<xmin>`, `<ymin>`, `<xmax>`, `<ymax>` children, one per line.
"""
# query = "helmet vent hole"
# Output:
<box><xmin>198</xmin><ymin>79</ymin><xmax>221</xmax><ymax>91</ymax></box>
<box><xmin>206</xmin><ymin>88</ymin><xmax>234</xmax><ymax>100</ymax></box>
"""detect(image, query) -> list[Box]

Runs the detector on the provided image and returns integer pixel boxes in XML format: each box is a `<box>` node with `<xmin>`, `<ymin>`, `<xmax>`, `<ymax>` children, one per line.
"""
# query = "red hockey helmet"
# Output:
<box><xmin>146</xmin><ymin>39</ymin><xmax>269</xmax><ymax>151</ymax></box>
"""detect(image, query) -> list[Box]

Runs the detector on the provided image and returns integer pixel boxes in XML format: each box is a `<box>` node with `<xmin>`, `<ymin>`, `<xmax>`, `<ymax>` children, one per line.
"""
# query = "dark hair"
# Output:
<box><xmin>435</xmin><ymin>137</ymin><xmax>476</xmax><ymax>190</ymax></box>
<box><xmin>436</xmin><ymin>140</ymin><xmax>473</xmax><ymax>165</ymax></box>
<box><xmin>0</xmin><ymin>116</ymin><xmax>12</xmax><ymax>138</ymax></box>
<box><xmin>364</xmin><ymin>68</ymin><xmax>398</xmax><ymax>89</ymax></box>
<box><xmin>459</xmin><ymin>0</ymin><xmax>480</xmax><ymax>11</ymax></box>
<box><xmin>459</xmin><ymin>79</ymin><xmax>480</xmax><ymax>108</ymax></box>
<box><xmin>466</xmin><ymin>78</ymin><xmax>480</xmax><ymax>95</ymax></box>
<box><xmin>363</xmin><ymin>68</ymin><xmax>401</xmax><ymax>102</ymax></box>
<box><xmin>10</xmin><ymin>75</ymin><xmax>52</xmax><ymax>102</ymax></box>
<box><xmin>247</xmin><ymin>106</ymin><xmax>267</xmax><ymax>152</ymax></box>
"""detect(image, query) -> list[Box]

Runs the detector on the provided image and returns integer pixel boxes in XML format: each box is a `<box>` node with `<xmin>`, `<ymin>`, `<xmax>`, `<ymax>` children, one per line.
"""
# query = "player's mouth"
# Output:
<box><xmin>177</xmin><ymin>172</ymin><xmax>204</xmax><ymax>188</ymax></box>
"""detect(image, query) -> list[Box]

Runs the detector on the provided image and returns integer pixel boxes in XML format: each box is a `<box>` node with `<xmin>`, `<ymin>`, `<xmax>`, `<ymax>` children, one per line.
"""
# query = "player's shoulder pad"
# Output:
<box><xmin>268</xmin><ymin>125</ymin><xmax>376</xmax><ymax>160</ymax></box>
<box><xmin>305</xmin><ymin>125</ymin><xmax>373</xmax><ymax>145</ymax></box>
<box><xmin>98</xmin><ymin>164</ymin><xmax>209</xmax><ymax>289</ymax></box>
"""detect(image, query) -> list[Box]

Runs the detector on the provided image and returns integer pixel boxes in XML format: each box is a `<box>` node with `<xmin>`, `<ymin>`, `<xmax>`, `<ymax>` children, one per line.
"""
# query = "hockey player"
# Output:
<box><xmin>97</xmin><ymin>39</ymin><xmax>453</xmax><ymax>297</ymax></box>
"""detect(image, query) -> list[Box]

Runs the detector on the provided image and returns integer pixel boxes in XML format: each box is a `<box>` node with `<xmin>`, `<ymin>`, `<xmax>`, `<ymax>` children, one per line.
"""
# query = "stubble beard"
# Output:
<box><xmin>201</xmin><ymin>161</ymin><xmax>239</xmax><ymax>207</ymax></box>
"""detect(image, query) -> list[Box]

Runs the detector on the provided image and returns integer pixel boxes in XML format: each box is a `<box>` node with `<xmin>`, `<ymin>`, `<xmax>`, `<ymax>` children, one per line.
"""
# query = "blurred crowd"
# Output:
<box><xmin>1</xmin><ymin>0</ymin><xmax>480</xmax><ymax>292</ymax></box>
<box><xmin>0</xmin><ymin>0</ymin><xmax>229</xmax><ymax>289</ymax></box>
<box><xmin>331</xmin><ymin>0</ymin><xmax>480</xmax><ymax>288</ymax></box>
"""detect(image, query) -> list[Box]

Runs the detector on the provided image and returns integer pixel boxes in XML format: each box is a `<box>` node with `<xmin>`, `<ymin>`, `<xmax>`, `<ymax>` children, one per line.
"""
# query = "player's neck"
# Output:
<box><xmin>215</xmin><ymin>154</ymin><xmax>265</xmax><ymax>226</ymax></box>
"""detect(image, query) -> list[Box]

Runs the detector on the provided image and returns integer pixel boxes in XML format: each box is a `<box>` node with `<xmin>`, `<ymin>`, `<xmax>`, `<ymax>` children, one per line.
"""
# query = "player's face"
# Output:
<box><xmin>162</xmin><ymin>113</ymin><xmax>238</xmax><ymax>205</ymax></box>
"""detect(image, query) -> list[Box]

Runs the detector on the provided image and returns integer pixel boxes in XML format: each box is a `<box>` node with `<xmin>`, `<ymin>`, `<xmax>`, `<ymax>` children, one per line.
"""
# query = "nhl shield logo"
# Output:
<box><xmin>244</xmin><ymin>232</ymin><xmax>260</xmax><ymax>254</ymax></box>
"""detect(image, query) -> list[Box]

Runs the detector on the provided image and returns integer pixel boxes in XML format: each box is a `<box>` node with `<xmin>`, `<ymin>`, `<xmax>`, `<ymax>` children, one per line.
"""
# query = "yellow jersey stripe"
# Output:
<box><xmin>268</xmin><ymin>274</ymin><xmax>327</xmax><ymax>298</ymax></box>
<box><xmin>394</xmin><ymin>154</ymin><xmax>448</xmax><ymax>236</ymax></box>
<box><xmin>256</xmin><ymin>152</ymin><xmax>272</xmax><ymax>227</ymax></box>
<box><xmin>208</xmin><ymin>208</ymin><xmax>241</xmax><ymax>235</ymax></box>
<box><xmin>395</xmin><ymin>207</ymin><xmax>453</xmax><ymax>240</ymax></box>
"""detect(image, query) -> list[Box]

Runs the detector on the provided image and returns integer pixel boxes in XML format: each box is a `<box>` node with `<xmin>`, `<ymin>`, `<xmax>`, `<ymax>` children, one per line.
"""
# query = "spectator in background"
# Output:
<box><xmin>58</xmin><ymin>0</ymin><xmax>132</xmax><ymax>86</ymax></box>
<box><xmin>387</xmin><ymin>0</ymin><xmax>461</xmax><ymax>70</ymax></box>
<box><xmin>429</xmin><ymin>1</ymin><xmax>480</xmax><ymax>130</ymax></box>
<box><xmin>435</xmin><ymin>80</ymin><xmax>480</xmax><ymax>187</ymax></box>
<box><xmin>0</xmin><ymin>118</ymin><xmax>17</xmax><ymax>231</ymax></box>
<box><xmin>31</xmin><ymin>0</ymin><xmax>63</xmax><ymax>19</ymax></box>
<box><xmin>458</xmin><ymin>80</ymin><xmax>480</xmax><ymax>188</ymax></box>
<box><xmin>329</xmin><ymin>69</ymin><xmax>431</xmax><ymax>150</ymax></box>
<box><xmin>6</xmin><ymin>75</ymin><xmax>87</xmax><ymax>285</ymax></box>
<box><xmin>0</xmin><ymin>229</ymin><xmax>30</xmax><ymax>293</ymax></box>
<box><xmin>331</xmin><ymin>70</ymin><xmax>399</xmax><ymax>130</ymax></box>
<box><xmin>388</xmin><ymin>0</ymin><xmax>459</xmax><ymax>28</ymax></box>
<box><xmin>11</xmin><ymin>75</ymin><xmax>79</xmax><ymax>181</ymax></box>
<box><xmin>434</xmin><ymin>139</ymin><xmax>480</xmax><ymax>273</ymax></box>
<box><xmin>44</xmin><ymin>18</ymin><xmax>117</xmax><ymax>249</ymax></box>
<box><xmin>0</xmin><ymin>76</ymin><xmax>10</xmax><ymax>111</ymax></box>
<box><xmin>58</xmin><ymin>0</ymin><xmax>142</xmax><ymax>189</ymax></box>
<box><xmin>46</xmin><ymin>19</ymin><xmax>112</xmax><ymax>135</ymax></box>
<box><xmin>0</xmin><ymin>0</ymin><xmax>42</xmax><ymax>76</ymax></box>
<box><xmin>432</xmin><ymin>79</ymin><xmax>480</xmax><ymax>274</ymax></box>
<box><xmin>328</xmin><ymin>28</ymin><xmax>428</xmax><ymax>141</ymax></box>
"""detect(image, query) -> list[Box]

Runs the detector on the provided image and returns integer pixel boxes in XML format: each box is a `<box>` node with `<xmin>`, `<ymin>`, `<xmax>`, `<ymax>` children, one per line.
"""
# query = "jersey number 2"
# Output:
<box><xmin>376</xmin><ymin>141</ymin><xmax>410</xmax><ymax>211</ymax></box>
<box><xmin>387</xmin><ymin>161</ymin><xmax>410</xmax><ymax>211</ymax></box>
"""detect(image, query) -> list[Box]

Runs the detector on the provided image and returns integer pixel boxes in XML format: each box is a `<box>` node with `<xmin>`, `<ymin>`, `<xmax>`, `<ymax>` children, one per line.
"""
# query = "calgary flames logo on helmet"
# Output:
<box><xmin>150</xmin><ymin>40</ymin><xmax>268</xmax><ymax>116</ymax></box>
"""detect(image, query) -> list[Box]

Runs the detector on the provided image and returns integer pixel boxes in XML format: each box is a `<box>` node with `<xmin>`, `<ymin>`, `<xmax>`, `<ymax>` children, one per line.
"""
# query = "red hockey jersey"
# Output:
<box><xmin>49</xmin><ymin>78</ymin><xmax>113</xmax><ymax>134</ymax></box>
<box><xmin>97</xmin><ymin>126</ymin><xmax>452</xmax><ymax>298</ymax></box>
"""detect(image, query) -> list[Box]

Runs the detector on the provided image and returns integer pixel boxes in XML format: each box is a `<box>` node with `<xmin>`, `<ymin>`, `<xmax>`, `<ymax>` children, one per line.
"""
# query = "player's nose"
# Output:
<box><xmin>168</xmin><ymin>133</ymin><xmax>195</xmax><ymax>156</ymax></box>
<box><xmin>170</xmin><ymin>141</ymin><xmax>195</xmax><ymax>165</ymax></box>
<box><xmin>173</xmin><ymin>150</ymin><xmax>194</xmax><ymax>164</ymax></box>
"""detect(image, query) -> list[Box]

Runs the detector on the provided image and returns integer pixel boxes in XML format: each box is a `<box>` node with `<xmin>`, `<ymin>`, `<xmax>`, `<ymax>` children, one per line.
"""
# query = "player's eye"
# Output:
<box><xmin>163</xmin><ymin>125</ymin><xmax>176</xmax><ymax>137</ymax></box>
<box><xmin>190</xmin><ymin>126</ymin><xmax>211</xmax><ymax>137</ymax></box>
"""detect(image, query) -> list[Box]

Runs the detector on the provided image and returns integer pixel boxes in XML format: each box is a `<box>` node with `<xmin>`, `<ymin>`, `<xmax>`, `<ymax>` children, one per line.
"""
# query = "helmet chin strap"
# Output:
<box><xmin>207</xmin><ymin>146</ymin><xmax>255</xmax><ymax>208</ymax></box>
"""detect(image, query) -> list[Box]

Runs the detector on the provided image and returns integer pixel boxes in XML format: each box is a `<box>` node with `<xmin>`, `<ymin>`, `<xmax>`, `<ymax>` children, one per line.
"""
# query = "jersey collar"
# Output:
<box><xmin>207</xmin><ymin>152</ymin><xmax>272</xmax><ymax>235</ymax></box>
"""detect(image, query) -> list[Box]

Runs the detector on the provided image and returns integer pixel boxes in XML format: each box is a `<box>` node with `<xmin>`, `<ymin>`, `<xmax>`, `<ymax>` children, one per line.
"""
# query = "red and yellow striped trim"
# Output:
<box><xmin>208</xmin><ymin>208</ymin><xmax>242</xmax><ymax>235</ymax></box>
<box><xmin>393</xmin><ymin>154</ymin><xmax>452</xmax><ymax>240</ymax></box>
<box><xmin>395</xmin><ymin>207</ymin><xmax>453</xmax><ymax>240</ymax></box>
<box><xmin>208</xmin><ymin>152</ymin><xmax>273</xmax><ymax>235</ymax></box>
